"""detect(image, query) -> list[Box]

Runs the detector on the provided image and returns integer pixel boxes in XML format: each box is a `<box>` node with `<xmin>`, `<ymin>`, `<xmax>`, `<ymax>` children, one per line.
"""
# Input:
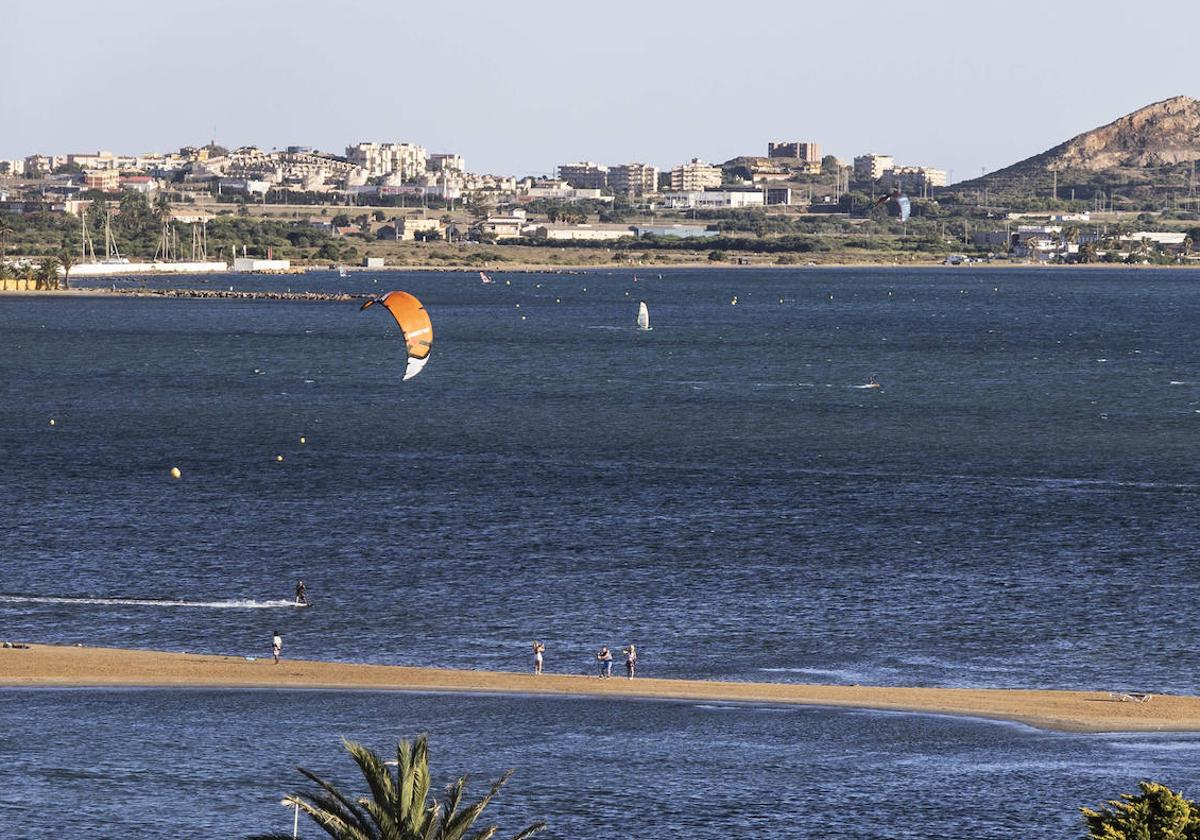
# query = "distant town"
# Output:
<box><xmin>1</xmin><ymin>118</ymin><xmax>1197</xmax><ymax>285</ymax></box>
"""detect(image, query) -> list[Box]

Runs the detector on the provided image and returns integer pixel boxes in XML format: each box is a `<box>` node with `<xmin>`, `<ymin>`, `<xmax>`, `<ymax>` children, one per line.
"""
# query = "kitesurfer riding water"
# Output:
<box><xmin>294</xmin><ymin>580</ymin><xmax>308</xmax><ymax>606</ymax></box>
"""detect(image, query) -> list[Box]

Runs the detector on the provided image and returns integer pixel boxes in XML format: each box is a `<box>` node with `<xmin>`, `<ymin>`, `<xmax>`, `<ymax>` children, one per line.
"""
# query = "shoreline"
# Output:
<box><xmin>1</xmin><ymin>261</ymin><xmax>1195</xmax><ymax>300</ymax></box>
<box><xmin>2</xmin><ymin>644</ymin><xmax>1196</xmax><ymax>733</ymax></box>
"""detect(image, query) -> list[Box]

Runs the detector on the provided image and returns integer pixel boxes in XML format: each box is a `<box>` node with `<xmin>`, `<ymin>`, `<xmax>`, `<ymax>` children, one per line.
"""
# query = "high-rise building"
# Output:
<box><xmin>557</xmin><ymin>162</ymin><xmax>609</xmax><ymax>190</ymax></box>
<box><xmin>607</xmin><ymin>163</ymin><xmax>659</xmax><ymax>196</ymax></box>
<box><xmin>767</xmin><ymin>141</ymin><xmax>821</xmax><ymax>163</ymax></box>
<box><xmin>853</xmin><ymin>153</ymin><xmax>894</xmax><ymax>182</ymax></box>
<box><xmin>345</xmin><ymin>142</ymin><xmax>429</xmax><ymax>180</ymax></box>
<box><xmin>670</xmin><ymin>158</ymin><xmax>722</xmax><ymax>192</ymax></box>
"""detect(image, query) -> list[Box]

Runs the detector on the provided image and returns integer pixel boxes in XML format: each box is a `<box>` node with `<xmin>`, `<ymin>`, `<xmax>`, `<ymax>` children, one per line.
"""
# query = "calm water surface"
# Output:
<box><xmin>2</xmin><ymin>267</ymin><xmax>1200</xmax><ymax>836</ymax></box>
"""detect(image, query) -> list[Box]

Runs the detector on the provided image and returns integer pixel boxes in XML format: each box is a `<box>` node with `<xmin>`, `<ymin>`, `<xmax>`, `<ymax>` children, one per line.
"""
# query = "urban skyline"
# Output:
<box><xmin>1</xmin><ymin>0</ymin><xmax>1192</xmax><ymax>183</ymax></box>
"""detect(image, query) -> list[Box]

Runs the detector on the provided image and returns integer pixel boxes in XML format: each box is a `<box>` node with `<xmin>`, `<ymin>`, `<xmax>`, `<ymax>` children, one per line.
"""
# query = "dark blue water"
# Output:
<box><xmin>3</xmin><ymin>267</ymin><xmax>1200</xmax><ymax>836</ymax></box>
<box><xmin>3</xmin><ymin>688</ymin><xmax>1200</xmax><ymax>839</ymax></box>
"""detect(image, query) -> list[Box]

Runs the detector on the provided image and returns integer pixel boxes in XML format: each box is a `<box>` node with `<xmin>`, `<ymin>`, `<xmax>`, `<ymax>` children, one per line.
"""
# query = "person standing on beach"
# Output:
<box><xmin>597</xmin><ymin>646</ymin><xmax>613</xmax><ymax>678</ymax></box>
<box><xmin>532</xmin><ymin>641</ymin><xmax>545</xmax><ymax>675</ymax></box>
<box><xmin>623</xmin><ymin>644</ymin><xmax>637</xmax><ymax>679</ymax></box>
<box><xmin>272</xmin><ymin>631</ymin><xmax>283</xmax><ymax>664</ymax></box>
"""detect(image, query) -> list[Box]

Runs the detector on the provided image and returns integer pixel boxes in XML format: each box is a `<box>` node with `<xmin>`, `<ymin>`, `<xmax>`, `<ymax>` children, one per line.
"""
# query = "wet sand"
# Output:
<box><xmin>1</xmin><ymin>644</ymin><xmax>1194</xmax><ymax>732</ymax></box>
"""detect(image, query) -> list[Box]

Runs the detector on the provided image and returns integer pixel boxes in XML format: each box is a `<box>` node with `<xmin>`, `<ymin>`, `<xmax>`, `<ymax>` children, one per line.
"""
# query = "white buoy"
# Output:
<box><xmin>49</xmin><ymin>418</ymin><xmax>55</xmax><ymax>426</ymax></box>
<box><xmin>299</xmin><ymin>436</ymin><xmax>306</xmax><ymax>445</ymax></box>
<box><xmin>555</xmin><ymin>298</ymin><xmax>561</xmax><ymax>303</ymax></box>
<box><xmin>521</xmin><ymin>315</ymin><xmax>527</xmax><ymax>320</ymax></box>
<box><xmin>276</xmin><ymin>455</ymin><xmax>284</xmax><ymax>462</ymax></box>
<box><xmin>169</xmin><ymin>467</ymin><xmax>181</xmax><ymax>479</ymax></box>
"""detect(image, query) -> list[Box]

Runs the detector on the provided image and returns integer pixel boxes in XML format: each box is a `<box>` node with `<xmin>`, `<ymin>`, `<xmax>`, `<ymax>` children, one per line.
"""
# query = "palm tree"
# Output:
<box><xmin>249</xmin><ymin>734</ymin><xmax>545</xmax><ymax>840</ymax></box>
<box><xmin>59</xmin><ymin>250</ymin><xmax>74</xmax><ymax>290</ymax></box>
<box><xmin>36</xmin><ymin>256</ymin><xmax>60</xmax><ymax>290</ymax></box>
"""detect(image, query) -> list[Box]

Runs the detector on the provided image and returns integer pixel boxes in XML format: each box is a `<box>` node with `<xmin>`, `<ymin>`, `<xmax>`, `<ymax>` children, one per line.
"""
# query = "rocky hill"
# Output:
<box><xmin>954</xmin><ymin>96</ymin><xmax>1200</xmax><ymax>199</ymax></box>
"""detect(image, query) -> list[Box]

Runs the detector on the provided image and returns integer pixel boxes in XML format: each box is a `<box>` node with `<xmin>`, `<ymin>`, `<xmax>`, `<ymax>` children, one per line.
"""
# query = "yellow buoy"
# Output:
<box><xmin>299</xmin><ymin>436</ymin><xmax>306</xmax><ymax>444</ymax></box>
<box><xmin>276</xmin><ymin>455</ymin><xmax>284</xmax><ymax>462</ymax></box>
<box><xmin>49</xmin><ymin>418</ymin><xmax>56</xmax><ymax>426</ymax></box>
<box><xmin>169</xmin><ymin>467</ymin><xmax>181</xmax><ymax>479</ymax></box>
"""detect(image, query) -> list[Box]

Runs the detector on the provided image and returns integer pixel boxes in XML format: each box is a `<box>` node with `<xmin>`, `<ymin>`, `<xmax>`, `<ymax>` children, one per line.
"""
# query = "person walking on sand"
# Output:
<box><xmin>623</xmin><ymin>643</ymin><xmax>637</xmax><ymax>679</ymax></box>
<box><xmin>532</xmin><ymin>640</ymin><xmax>545</xmax><ymax>675</ymax></box>
<box><xmin>597</xmin><ymin>645</ymin><xmax>613</xmax><ymax>678</ymax></box>
<box><xmin>272</xmin><ymin>630</ymin><xmax>283</xmax><ymax>664</ymax></box>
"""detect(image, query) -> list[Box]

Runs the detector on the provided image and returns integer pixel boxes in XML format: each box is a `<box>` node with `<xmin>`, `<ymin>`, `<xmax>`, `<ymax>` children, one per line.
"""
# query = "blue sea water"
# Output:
<box><xmin>3</xmin><ymin>266</ymin><xmax>1200</xmax><ymax>837</ymax></box>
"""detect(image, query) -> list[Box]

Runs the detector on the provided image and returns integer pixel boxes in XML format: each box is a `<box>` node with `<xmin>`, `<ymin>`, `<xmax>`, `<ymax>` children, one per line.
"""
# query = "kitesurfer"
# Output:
<box><xmin>294</xmin><ymin>580</ymin><xmax>308</xmax><ymax>606</ymax></box>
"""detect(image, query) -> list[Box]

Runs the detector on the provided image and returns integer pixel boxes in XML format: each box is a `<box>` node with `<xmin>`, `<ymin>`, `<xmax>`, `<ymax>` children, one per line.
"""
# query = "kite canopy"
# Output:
<box><xmin>360</xmin><ymin>291</ymin><xmax>433</xmax><ymax>380</ymax></box>
<box><xmin>874</xmin><ymin>190</ymin><xmax>911</xmax><ymax>223</ymax></box>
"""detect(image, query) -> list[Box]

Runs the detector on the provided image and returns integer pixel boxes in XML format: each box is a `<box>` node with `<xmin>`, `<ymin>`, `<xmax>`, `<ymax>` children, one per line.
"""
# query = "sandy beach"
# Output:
<box><xmin>1</xmin><ymin>643</ymin><xmax>1194</xmax><ymax>733</ymax></box>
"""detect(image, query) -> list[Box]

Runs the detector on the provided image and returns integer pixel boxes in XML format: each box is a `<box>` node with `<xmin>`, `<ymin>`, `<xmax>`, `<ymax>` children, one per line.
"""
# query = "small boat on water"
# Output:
<box><xmin>636</xmin><ymin>300</ymin><xmax>651</xmax><ymax>331</ymax></box>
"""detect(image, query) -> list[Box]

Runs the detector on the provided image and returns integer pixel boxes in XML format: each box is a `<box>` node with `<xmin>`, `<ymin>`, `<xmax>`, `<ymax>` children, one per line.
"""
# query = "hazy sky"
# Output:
<box><xmin>2</xmin><ymin>0</ymin><xmax>1195</xmax><ymax>183</ymax></box>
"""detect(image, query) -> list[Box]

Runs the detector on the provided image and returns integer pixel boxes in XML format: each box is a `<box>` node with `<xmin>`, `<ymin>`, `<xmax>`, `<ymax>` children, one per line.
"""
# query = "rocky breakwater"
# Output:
<box><xmin>109</xmin><ymin>288</ymin><xmax>362</xmax><ymax>302</ymax></box>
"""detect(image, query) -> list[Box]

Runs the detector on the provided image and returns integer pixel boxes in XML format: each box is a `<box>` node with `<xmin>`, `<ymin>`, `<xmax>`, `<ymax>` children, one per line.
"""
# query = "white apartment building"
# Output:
<box><xmin>607</xmin><ymin>163</ymin><xmax>659</xmax><ymax>196</ymax></box>
<box><xmin>68</xmin><ymin>151</ymin><xmax>119</xmax><ymax>170</ymax></box>
<box><xmin>880</xmin><ymin>166</ymin><xmax>947</xmax><ymax>191</ymax></box>
<box><xmin>670</xmin><ymin>158</ymin><xmax>722</xmax><ymax>191</ymax></box>
<box><xmin>853</xmin><ymin>153</ymin><xmax>894</xmax><ymax>182</ymax></box>
<box><xmin>345</xmin><ymin>142</ymin><xmax>429</xmax><ymax>180</ymax></box>
<box><xmin>429</xmin><ymin>153</ymin><xmax>465</xmax><ymax>172</ymax></box>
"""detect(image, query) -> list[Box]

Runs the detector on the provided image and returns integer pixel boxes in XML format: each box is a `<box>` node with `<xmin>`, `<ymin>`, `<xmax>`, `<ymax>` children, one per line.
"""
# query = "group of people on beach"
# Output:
<box><xmin>532</xmin><ymin>640</ymin><xmax>637</xmax><ymax>679</ymax></box>
<box><xmin>273</xmin><ymin>583</ymin><xmax>640</xmax><ymax>680</ymax></box>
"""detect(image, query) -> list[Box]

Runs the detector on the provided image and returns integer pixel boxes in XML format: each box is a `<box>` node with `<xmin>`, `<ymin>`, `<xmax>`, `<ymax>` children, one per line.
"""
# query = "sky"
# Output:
<box><xmin>2</xmin><ymin>0</ymin><xmax>1196</xmax><ymax>183</ymax></box>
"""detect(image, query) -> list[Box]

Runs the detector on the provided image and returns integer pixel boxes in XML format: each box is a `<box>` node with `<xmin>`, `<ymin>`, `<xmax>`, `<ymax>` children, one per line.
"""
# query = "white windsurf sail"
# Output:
<box><xmin>636</xmin><ymin>300</ymin><xmax>651</xmax><ymax>331</ymax></box>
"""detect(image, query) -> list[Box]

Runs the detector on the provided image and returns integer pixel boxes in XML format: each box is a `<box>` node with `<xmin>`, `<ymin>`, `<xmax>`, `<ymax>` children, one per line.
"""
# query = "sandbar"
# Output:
<box><xmin>1</xmin><ymin>644</ymin><xmax>1194</xmax><ymax>733</ymax></box>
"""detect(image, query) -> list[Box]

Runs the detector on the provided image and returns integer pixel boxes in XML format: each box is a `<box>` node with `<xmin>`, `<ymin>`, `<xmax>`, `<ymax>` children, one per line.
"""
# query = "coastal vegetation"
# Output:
<box><xmin>1082</xmin><ymin>781</ymin><xmax>1200</xmax><ymax>839</ymax></box>
<box><xmin>249</xmin><ymin>734</ymin><xmax>545</xmax><ymax>840</ymax></box>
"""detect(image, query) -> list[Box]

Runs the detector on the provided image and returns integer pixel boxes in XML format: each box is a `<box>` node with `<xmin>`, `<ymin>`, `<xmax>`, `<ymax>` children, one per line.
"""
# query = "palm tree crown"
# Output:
<box><xmin>249</xmin><ymin>734</ymin><xmax>545</xmax><ymax>840</ymax></box>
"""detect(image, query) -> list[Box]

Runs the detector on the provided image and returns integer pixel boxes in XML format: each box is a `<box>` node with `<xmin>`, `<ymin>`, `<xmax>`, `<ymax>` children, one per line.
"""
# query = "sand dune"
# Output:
<box><xmin>2</xmin><ymin>644</ymin><xmax>1194</xmax><ymax>733</ymax></box>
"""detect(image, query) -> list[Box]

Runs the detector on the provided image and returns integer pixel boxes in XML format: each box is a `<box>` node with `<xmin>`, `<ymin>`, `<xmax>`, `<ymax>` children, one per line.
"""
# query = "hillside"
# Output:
<box><xmin>954</xmin><ymin>96</ymin><xmax>1200</xmax><ymax>203</ymax></box>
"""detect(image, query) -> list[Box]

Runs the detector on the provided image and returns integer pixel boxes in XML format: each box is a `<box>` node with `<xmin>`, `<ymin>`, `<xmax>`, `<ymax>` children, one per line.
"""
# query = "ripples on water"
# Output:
<box><xmin>3</xmin><ymin>267</ymin><xmax>1200</xmax><ymax>836</ymax></box>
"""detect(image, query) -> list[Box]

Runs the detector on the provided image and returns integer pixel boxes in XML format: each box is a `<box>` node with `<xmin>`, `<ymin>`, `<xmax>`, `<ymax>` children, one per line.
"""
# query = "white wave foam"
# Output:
<box><xmin>758</xmin><ymin>667</ymin><xmax>869</xmax><ymax>682</ymax></box>
<box><xmin>0</xmin><ymin>595</ymin><xmax>303</xmax><ymax>609</ymax></box>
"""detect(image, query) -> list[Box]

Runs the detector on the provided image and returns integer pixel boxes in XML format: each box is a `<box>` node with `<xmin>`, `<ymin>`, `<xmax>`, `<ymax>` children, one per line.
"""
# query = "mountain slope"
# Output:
<box><xmin>956</xmin><ymin>96</ymin><xmax>1200</xmax><ymax>195</ymax></box>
